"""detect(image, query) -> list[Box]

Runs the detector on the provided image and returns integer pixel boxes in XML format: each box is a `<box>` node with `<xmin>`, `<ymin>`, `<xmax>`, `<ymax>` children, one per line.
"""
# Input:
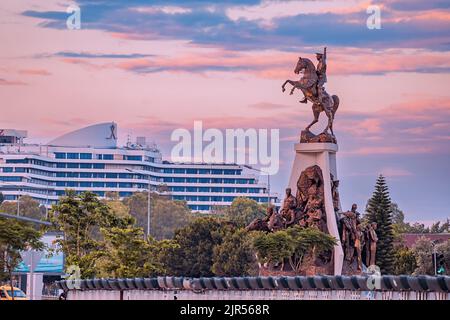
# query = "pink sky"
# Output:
<box><xmin>1</xmin><ymin>0</ymin><xmax>449</xmax><ymax>222</ymax></box>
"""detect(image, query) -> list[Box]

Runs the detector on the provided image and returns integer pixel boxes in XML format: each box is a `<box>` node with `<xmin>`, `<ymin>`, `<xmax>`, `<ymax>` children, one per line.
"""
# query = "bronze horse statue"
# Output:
<box><xmin>282</xmin><ymin>57</ymin><xmax>339</xmax><ymax>136</ymax></box>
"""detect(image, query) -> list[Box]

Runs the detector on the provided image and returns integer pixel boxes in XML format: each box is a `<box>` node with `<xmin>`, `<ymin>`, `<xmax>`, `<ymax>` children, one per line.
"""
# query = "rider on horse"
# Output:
<box><xmin>299</xmin><ymin>47</ymin><xmax>327</xmax><ymax>105</ymax></box>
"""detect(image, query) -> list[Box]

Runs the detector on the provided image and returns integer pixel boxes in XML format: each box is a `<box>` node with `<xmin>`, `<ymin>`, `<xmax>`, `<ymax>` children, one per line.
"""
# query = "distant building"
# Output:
<box><xmin>401</xmin><ymin>233</ymin><xmax>450</xmax><ymax>248</ymax></box>
<box><xmin>0</xmin><ymin>122</ymin><xmax>277</xmax><ymax>212</ymax></box>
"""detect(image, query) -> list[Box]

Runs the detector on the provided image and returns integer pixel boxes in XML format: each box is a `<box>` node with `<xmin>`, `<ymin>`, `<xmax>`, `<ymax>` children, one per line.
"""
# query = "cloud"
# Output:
<box><xmin>18</xmin><ymin>69</ymin><xmax>51</xmax><ymax>76</ymax></box>
<box><xmin>20</xmin><ymin>1</ymin><xmax>450</xmax><ymax>51</ymax></box>
<box><xmin>53</xmin><ymin>51</ymin><xmax>155</xmax><ymax>59</ymax></box>
<box><xmin>57</xmin><ymin>47</ymin><xmax>450</xmax><ymax>77</ymax></box>
<box><xmin>0</xmin><ymin>78</ymin><xmax>27</xmax><ymax>86</ymax></box>
<box><xmin>385</xmin><ymin>0</ymin><xmax>450</xmax><ymax>12</ymax></box>
<box><xmin>380</xmin><ymin>167</ymin><xmax>413</xmax><ymax>177</ymax></box>
<box><xmin>247</xmin><ymin>102</ymin><xmax>293</xmax><ymax>110</ymax></box>
<box><xmin>338</xmin><ymin>97</ymin><xmax>450</xmax><ymax>155</ymax></box>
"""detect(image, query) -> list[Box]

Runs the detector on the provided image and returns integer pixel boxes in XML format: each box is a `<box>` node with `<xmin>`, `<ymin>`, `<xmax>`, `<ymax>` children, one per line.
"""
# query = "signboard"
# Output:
<box><xmin>15</xmin><ymin>233</ymin><xmax>64</xmax><ymax>274</ymax></box>
<box><xmin>20</xmin><ymin>250</ymin><xmax>44</xmax><ymax>272</ymax></box>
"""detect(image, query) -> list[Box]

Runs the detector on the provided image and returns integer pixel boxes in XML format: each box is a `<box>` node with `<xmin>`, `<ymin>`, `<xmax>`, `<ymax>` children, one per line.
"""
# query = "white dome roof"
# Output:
<box><xmin>48</xmin><ymin>122</ymin><xmax>118</xmax><ymax>148</ymax></box>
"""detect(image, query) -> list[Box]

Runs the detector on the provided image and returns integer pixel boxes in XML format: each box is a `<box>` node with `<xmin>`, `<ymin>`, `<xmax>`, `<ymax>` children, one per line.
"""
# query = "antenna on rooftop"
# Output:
<box><xmin>126</xmin><ymin>133</ymin><xmax>132</xmax><ymax>148</ymax></box>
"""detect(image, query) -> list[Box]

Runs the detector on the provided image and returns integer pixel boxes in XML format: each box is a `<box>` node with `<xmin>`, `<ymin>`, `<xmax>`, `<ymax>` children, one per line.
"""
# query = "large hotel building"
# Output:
<box><xmin>0</xmin><ymin>123</ymin><xmax>277</xmax><ymax>212</ymax></box>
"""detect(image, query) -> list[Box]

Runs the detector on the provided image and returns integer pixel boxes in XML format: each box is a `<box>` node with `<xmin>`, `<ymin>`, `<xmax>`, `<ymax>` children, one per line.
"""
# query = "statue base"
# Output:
<box><xmin>258</xmin><ymin>255</ymin><xmax>334</xmax><ymax>277</ymax></box>
<box><xmin>287</xmin><ymin>142</ymin><xmax>344</xmax><ymax>275</ymax></box>
<box><xmin>300</xmin><ymin>129</ymin><xmax>337</xmax><ymax>144</ymax></box>
<box><xmin>341</xmin><ymin>260</ymin><xmax>363</xmax><ymax>275</ymax></box>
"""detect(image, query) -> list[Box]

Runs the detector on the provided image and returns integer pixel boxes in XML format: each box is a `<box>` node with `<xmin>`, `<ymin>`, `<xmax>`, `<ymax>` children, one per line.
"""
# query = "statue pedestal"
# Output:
<box><xmin>288</xmin><ymin>142</ymin><xmax>344</xmax><ymax>275</ymax></box>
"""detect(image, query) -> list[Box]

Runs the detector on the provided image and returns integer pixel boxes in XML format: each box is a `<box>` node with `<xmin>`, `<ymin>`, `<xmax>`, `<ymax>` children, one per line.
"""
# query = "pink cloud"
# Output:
<box><xmin>110</xmin><ymin>48</ymin><xmax>450</xmax><ymax>78</ymax></box>
<box><xmin>18</xmin><ymin>69</ymin><xmax>51</xmax><ymax>76</ymax></box>
<box><xmin>345</xmin><ymin>145</ymin><xmax>434</xmax><ymax>155</ymax></box>
<box><xmin>0</xmin><ymin>78</ymin><xmax>27</xmax><ymax>86</ymax></box>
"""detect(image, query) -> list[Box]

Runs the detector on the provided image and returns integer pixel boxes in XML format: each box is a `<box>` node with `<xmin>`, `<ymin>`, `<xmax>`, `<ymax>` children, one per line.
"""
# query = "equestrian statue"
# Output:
<box><xmin>282</xmin><ymin>47</ymin><xmax>340</xmax><ymax>137</ymax></box>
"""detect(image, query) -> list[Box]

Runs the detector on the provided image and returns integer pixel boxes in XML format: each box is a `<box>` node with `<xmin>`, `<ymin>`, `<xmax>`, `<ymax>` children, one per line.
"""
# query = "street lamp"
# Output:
<box><xmin>431</xmin><ymin>240</ymin><xmax>438</xmax><ymax>276</ymax></box>
<box><xmin>243</xmin><ymin>165</ymin><xmax>271</xmax><ymax>206</ymax></box>
<box><xmin>126</xmin><ymin>168</ymin><xmax>151</xmax><ymax>237</ymax></box>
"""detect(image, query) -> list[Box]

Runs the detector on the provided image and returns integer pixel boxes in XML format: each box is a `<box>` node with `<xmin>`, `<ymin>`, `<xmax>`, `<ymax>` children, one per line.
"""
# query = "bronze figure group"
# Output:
<box><xmin>339</xmin><ymin>204</ymin><xmax>378</xmax><ymax>271</ymax></box>
<box><xmin>246</xmin><ymin>165</ymin><xmax>328</xmax><ymax>233</ymax></box>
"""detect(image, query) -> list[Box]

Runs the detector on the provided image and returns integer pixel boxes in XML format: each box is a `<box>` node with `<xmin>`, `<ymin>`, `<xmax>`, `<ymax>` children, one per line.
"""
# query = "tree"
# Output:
<box><xmin>123</xmin><ymin>192</ymin><xmax>150</xmax><ymax>231</ymax></box>
<box><xmin>253</xmin><ymin>230</ymin><xmax>294</xmax><ymax>269</ymax></box>
<box><xmin>430</xmin><ymin>220</ymin><xmax>450</xmax><ymax>233</ymax></box>
<box><xmin>393</xmin><ymin>247</ymin><xmax>417</xmax><ymax>275</ymax></box>
<box><xmin>123</xmin><ymin>192</ymin><xmax>191</xmax><ymax>239</ymax></box>
<box><xmin>150</xmin><ymin>198</ymin><xmax>191</xmax><ymax>240</ymax></box>
<box><xmin>253</xmin><ymin>226</ymin><xmax>337</xmax><ymax>273</ymax></box>
<box><xmin>390</xmin><ymin>201</ymin><xmax>449</xmax><ymax>235</ymax></box>
<box><xmin>0</xmin><ymin>192</ymin><xmax>4</xmax><ymax>205</ymax></box>
<box><xmin>0</xmin><ymin>195</ymin><xmax>44</xmax><ymax>220</ymax></box>
<box><xmin>365</xmin><ymin>175</ymin><xmax>395</xmax><ymax>274</ymax></box>
<box><xmin>225</xmin><ymin>197</ymin><xmax>266</xmax><ymax>228</ymax></box>
<box><xmin>391</xmin><ymin>203</ymin><xmax>409</xmax><ymax>235</ymax></box>
<box><xmin>160</xmin><ymin>217</ymin><xmax>230</xmax><ymax>277</ymax></box>
<box><xmin>212</xmin><ymin>228</ymin><xmax>257</xmax><ymax>276</ymax></box>
<box><xmin>412</xmin><ymin>236</ymin><xmax>434</xmax><ymax>275</ymax></box>
<box><xmin>0</xmin><ymin>218</ymin><xmax>43</xmax><ymax>299</ymax></box>
<box><xmin>105</xmin><ymin>191</ymin><xmax>120</xmax><ymax>201</ymax></box>
<box><xmin>406</xmin><ymin>222</ymin><xmax>429</xmax><ymax>234</ymax></box>
<box><xmin>49</xmin><ymin>190</ymin><xmax>133</xmax><ymax>278</ymax></box>
<box><xmin>94</xmin><ymin>227</ymin><xmax>166</xmax><ymax>278</ymax></box>
<box><xmin>105</xmin><ymin>199</ymin><xmax>131</xmax><ymax>220</ymax></box>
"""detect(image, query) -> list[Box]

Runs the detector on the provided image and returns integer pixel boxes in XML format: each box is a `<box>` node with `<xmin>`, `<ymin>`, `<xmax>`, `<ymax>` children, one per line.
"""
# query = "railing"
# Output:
<box><xmin>56</xmin><ymin>275</ymin><xmax>450</xmax><ymax>300</ymax></box>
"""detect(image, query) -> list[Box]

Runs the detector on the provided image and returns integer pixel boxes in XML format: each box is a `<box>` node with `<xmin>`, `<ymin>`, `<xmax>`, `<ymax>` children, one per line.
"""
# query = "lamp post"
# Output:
<box><xmin>431</xmin><ymin>240</ymin><xmax>438</xmax><ymax>276</ymax></box>
<box><xmin>243</xmin><ymin>165</ymin><xmax>271</xmax><ymax>206</ymax></box>
<box><xmin>126</xmin><ymin>168</ymin><xmax>151</xmax><ymax>237</ymax></box>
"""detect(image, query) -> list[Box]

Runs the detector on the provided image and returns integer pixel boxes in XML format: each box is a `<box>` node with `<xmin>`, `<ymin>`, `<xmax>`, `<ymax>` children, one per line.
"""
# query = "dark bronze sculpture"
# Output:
<box><xmin>339</xmin><ymin>204</ymin><xmax>379</xmax><ymax>273</ymax></box>
<box><xmin>246</xmin><ymin>206</ymin><xmax>284</xmax><ymax>232</ymax></box>
<box><xmin>331</xmin><ymin>175</ymin><xmax>340</xmax><ymax>214</ymax></box>
<box><xmin>281</xmin><ymin>48</ymin><xmax>340</xmax><ymax>138</ymax></box>
<box><xmin>280</xmin><ymin>188</ymin><xmax>297</xmax><ymax>227</ymax></box>
<box><xmin>365</xmin><ymin>222</ymin><xmax>378</xmax><ymax>267</ymax></box>
<box><xmin>245</xmin><ymin>165</ymin><xmax>327</xmax><ymax>233</ymax></box>
<box><xmin>340</xmin><ymin>205</ymin><xmax>360</xmax><ymax>264</ymax></box>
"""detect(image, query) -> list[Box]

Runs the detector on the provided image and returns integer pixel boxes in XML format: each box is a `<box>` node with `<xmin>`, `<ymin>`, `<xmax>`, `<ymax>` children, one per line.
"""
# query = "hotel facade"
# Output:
<box><xmin>0</xmin><ymin>123</ymin><xmax>276</xmax><ymax>212</ymax></box>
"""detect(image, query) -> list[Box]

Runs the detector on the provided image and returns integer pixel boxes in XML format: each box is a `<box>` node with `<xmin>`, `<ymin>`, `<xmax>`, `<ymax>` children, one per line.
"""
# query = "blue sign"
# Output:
<box><xmin>15</xmin><ymin>234</ymin><xmax>64</xmax><ymax>274</ymax></box>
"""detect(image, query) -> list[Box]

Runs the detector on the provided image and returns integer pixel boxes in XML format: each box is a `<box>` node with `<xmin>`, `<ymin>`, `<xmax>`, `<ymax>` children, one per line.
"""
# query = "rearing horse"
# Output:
<box><xmin>282</xmin><ymin>57</ymin><xmax>339</xmax><ymax>136</ymax></box>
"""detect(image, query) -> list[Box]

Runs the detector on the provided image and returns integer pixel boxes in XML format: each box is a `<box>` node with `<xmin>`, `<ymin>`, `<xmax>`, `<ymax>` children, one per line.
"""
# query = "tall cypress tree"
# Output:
<box><xmin>365</xmin><ymin>175</ymin><xmax>395</xmax><ymax>274</ymax></box>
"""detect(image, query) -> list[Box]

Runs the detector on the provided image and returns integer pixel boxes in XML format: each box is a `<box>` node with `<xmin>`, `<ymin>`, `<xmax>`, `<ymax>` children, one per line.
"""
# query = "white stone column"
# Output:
<box><xmin>288</xmin><ymin>142</ymin><xmax>344</xmax><ymax>275</ymax></box>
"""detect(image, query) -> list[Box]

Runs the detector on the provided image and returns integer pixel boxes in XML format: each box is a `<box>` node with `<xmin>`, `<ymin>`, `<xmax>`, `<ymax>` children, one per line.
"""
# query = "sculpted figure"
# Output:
<box><xmin>281</xmin><ymin>48</ymin><xmax>339</xmax><ymax>136</ymax></box>
<box><xmin>365</xmin><ymin>222</ymin><xmax>378</xmax><ymax>267</ymax></box>
<box><xmin>353</xmin><ymin>224</ymin><xmax>365</xmax><ymax>271</ymax></box>
<box><xmin>245</xmin><ymin>218</ymin><xmax>269</xmax><ymax>232</ymax></box>
<box><xmin>246</xmin><ymin>207</ymin><xmax>272</xmax><ymax>232</ymax></box>
<box><xmin>296</xmin><ymin>165</ymin><xmax>324</xmax><ymax>210</ymax></box>
<box><xmin>315</xmin><ymin>47</ymin><xmax>327</xmax><ymax>104</ymax></box>
<box><xmin>304</xmin><ymin>192</ymin><xmax>324</xmax><ymax>230</ymax></box>
<box><xmin>340</xmin><ymin>204</ymin><xmax>361</xmax><ymax>262</ymax></box>
<box><xmin>331</xmin><ymin>177</ymin><xmax>341</xmax><ymax>213</ymax></box>
<box><xmin>268</xmin><ymin>207</ymin><xmax>284</xmax><ymax>232</ymax></box>
<box><xmin>280</xmin><ymin>188</ymin><xmax>297</xmax><ymax>227</ymax></box>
